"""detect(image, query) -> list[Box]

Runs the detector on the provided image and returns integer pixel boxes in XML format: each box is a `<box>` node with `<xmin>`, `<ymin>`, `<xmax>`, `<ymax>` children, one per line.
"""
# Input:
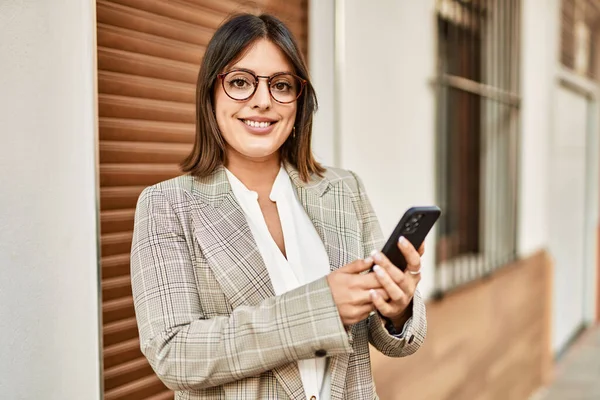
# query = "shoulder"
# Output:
<box><xmin>138</xmin><ymin>175</ymin><xmax>197</xmax><ymax>205</ymax></box>
<box><xmin>133</xmin><ymin>175</ymin><xmax>207</xmax><ymax>233</ymax></box>
<box><xmin>136</xmin><ymin>169</ymin><xmax>233</xmax><ymax>219</ymax></box>
<box><xmin>320</xmin><ymin>166</ymin><xmax>365</xmax><ymax>195</ymax></box>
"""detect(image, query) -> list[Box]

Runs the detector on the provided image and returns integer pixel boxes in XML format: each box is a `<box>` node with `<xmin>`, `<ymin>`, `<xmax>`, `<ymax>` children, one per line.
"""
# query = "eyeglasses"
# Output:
<box><xmin>217</xmin><ymin>69</ymin><xmax>307</xmax><ymax>104</ymax></box>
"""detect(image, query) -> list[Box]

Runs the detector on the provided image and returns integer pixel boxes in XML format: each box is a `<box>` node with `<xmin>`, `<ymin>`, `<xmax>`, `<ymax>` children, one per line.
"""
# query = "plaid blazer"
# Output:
<box><xmin>130</xmin><ymin>164</ymin><xmax>427</xmax><ymax>400</ymax></box>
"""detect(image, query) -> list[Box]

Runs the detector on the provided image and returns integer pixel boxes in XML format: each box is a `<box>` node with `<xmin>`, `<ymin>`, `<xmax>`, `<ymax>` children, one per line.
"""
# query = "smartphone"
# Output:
<box><xmin>381</xmin><ymin>206</ymin><xmax>441</xmax><ymax>271</ymax></box>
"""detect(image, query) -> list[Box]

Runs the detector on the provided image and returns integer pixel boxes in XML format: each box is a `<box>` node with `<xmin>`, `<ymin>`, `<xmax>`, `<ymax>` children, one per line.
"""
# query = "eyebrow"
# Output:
<box><xmin>226</xmin><ymin>67</ymin><xmax>294</xmax><ymax>76</ymax></box>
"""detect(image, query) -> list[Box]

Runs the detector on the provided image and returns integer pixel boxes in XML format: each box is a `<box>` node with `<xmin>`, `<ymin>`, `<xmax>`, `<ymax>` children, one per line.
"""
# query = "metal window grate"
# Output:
<box><xmin>560</xmin><ymin>0</ymin><xmax>600</xmax><ymax>79</ymax></box>
<box><xmin>433</xmin><ymin>0</ymin><xmax>521</xmax><ymax>296</ymax></box>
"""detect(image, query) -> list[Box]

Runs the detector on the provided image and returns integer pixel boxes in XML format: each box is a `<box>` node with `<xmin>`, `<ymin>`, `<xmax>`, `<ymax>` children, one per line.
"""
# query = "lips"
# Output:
<box><xmin>238</xmin><ymin>118</ymin><xmax>277</xmax><ymax>135</ymax></box>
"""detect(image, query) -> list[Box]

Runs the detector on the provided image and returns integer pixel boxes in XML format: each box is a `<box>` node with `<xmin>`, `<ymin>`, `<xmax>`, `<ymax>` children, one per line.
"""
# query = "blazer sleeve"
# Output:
<box><xmin>130</xmin><ymin>186</ymin><xmax>353</xmax><ymax>392</ymax></box>
<box><xmin>349</xmin><ymin>171</ymin><xmax>427</xmax><ymax>357</ymax></box>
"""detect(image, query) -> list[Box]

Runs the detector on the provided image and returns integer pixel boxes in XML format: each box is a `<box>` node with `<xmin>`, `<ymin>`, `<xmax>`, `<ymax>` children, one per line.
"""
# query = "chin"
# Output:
<box><xmin>238</xmin><ymin>145</ymin><xmax>280</xmax><ymax>160</ymax></box>
<box><xmin>232</xmin><ymin>135</ymin><xmax>287</xmax><ymax>160</ymax></box>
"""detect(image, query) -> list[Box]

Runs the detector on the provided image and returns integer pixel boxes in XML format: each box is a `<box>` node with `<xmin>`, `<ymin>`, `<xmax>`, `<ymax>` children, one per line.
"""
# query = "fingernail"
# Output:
<box><xmin>373</xmin><ymin>265</ymin><xmax>384</xmax><ymax>277</ymax></box>
<box><xmin>369</xmin><ymin>289</ymin><xmax>377</xmax><ymax>299</ymax></box>
<box><xmin>372</xmin><ymin>252</ymin><xmax>383</xmax><ymax>262</ymax></box>
<box><xmin>364</xmin><ymin>256</ymin><xmax>373</xmax><ymax>264</ymax></box>
<box><xmin>399</xmin><ymin>236</ymin><xmax>407</xmax><ymax>246</ymax></box>
<box><xmin>370</xmin><ymin>249</ymin><xmax>378</xmax><ymax>257</ymax></box>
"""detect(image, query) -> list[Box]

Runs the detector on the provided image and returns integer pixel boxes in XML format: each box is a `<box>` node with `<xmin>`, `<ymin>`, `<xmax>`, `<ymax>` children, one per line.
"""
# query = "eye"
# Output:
<box><xmin>224</xmin><ymin>71</ymin><xmax>256</xmax><ymax>91</ymax></box>
<box><xmin>228</xmin><ymin>77</ymin><xmax>252</xmax><ymax>89</ymax></box>
<box><xmin>271</xmin><ymin>79</ymin><xmax>293</xmax><ymax>92</ymax></box>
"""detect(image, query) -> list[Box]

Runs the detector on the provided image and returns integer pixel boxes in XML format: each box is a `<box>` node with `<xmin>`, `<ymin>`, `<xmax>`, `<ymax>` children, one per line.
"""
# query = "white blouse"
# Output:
<box><xmin>225</xmin><ymin>165</ymin><xmax>333</xmax><ymax>400</ymax></box>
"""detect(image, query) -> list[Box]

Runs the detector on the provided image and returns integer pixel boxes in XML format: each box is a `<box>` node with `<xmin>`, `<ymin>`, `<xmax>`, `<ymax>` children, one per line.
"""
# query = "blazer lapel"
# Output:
<box><xmin>189</xmin><ymin>166</ymin><xmax>275</xmax><ymax>308</ymax></box>
<box><xmin>285</xmin><ymin>164</ymin><xmax>361</xmax><ymax>272</ymax></box>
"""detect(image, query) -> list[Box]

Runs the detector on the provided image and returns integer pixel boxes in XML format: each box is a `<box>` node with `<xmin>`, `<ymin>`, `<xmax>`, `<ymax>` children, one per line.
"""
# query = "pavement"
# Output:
<box><xmin>533</xmin><ymin>325</ymin><xmax>600</xmax><ymax>400</ymax></box>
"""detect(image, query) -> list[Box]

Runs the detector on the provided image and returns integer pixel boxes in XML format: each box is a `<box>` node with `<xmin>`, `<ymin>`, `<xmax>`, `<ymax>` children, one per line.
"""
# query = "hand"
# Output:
<box><xmin>369</xmin><ymin>237</ymin><xmax>425</xmax><ymax>328</ymax></box>
<box><xmin>326</xmin><ymin>257</ymin><xmax>390</xmax><ymax>326</ymax></box>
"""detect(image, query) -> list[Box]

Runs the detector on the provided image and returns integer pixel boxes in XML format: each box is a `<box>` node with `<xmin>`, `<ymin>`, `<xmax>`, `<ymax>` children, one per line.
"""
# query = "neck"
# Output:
<box><xmin>225</xmin><ymin>149</ymin><xmax>281</xmax><ymax>192</ymax></box>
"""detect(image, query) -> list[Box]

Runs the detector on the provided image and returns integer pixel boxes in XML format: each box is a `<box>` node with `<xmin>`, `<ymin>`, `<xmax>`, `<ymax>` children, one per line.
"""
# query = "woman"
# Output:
<box><xmin>131</xmin><ymin>13</ymin><xmax>427</xmax><ymax>400</ymax></box>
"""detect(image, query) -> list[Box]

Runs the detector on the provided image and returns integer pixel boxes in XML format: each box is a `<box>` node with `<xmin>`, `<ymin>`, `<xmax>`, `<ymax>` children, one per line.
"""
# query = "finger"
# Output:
<box><xmin>418</xmin><ymin>242</ymin><xmax>425</xmax><ymax>256</ymax></box>
<box><xmin>352</xmin><ymin>286</ymin><xmax>390</xmax><ymax>304</ymax></box>
<box><xmin>397</xmin><ymin>237</ymin><xmax>422</xmax><ymax>274</ymax></box>
<box><xmin>374</xmin><ymin>288</ymin><xmax>390</xmax><ymax>301</ymax></box>
<box><xmin>355</xmin><ymin>287</ymin><xmax>391</xmax><ymax>305</ymax></box>
<box><xmin>372</xmin><ymin>264</ymin><xmax>406</xmax><ymax>303</ymax></box>
<box><xmin>353</xmin><ymin>289</ymin><xmax>375</xmax><ymax>305</ymax></box>
<box><xmin>370</xmin><ymin>288</ymin><xmax>398</xmax><ymax>316</ymax></box>
<box><xmin>372</xmin><ymin>251</ymin><xmax>406</xmax><ymax>286</ymax></box>
<box><xmin>353</xmin><ymin>270</ymin><xmax>384</xmax><ymax>290</ymax></box>
<box><xmin>397</xmin><ymin>274</ymin><xmax>417</xmax><ymax>300</ymax></box>
<box><xmin>348</xmin><ymin>304</ymin><xmax>376</xmax><ymax>324</ymax></box>
<box><xmin>341</xmin><ymin>256</ymin><xmax>375</xmax><ymax>274</ymax></box>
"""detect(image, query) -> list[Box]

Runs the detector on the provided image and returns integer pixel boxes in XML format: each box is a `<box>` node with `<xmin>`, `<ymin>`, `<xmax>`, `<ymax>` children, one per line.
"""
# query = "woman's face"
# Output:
<box><xmin>214</xmin><ymin>39</ymin><xmax>298</xmax><ymax>164</ymax></box>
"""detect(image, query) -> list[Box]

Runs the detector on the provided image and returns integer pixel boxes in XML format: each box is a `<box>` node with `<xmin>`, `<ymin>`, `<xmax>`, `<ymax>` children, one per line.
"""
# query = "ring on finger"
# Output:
<box><xmin>408</xmin><ymin>267</ymin><xmax>421</xmax><ymax>275</ymax></box>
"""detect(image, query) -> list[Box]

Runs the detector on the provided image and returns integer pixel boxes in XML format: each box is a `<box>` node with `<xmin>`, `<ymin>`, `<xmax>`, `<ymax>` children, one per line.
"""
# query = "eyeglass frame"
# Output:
<box><xmin>216</xmin><ymin>68</ymin><xmax>307</xmax><ymax>104</ymax></box>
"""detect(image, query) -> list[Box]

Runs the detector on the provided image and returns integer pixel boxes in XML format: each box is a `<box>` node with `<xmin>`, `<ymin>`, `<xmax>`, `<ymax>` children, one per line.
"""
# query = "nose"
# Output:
<box><xmin>250</xmin><ymin>79</ymin><xmax>272</xmax><ymax>110</ymax></box>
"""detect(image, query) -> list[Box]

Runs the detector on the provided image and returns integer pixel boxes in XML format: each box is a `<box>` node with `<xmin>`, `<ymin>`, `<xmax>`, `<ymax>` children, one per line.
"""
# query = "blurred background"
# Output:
<box><xmin>1</xmin><ymin>0</ymin><xmax>599</xmax><ymax>399</ymax></box>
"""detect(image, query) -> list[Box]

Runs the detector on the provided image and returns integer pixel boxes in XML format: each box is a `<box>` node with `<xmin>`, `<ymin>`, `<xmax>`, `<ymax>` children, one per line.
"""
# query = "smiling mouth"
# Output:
<box><xmin>240</xmin><ymin>119</ymin><xmax>276</xmax><ymax>128</ymax></box>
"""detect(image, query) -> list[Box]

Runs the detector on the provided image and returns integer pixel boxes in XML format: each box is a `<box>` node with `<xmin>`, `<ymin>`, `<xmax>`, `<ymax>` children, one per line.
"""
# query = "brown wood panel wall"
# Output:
<box><xmin>372</xmin><ymin>251</ymin><xmax>554</xmax><ymax>400</ymax></box>
<box><xmin>97</xmin><ymin>1</ymin><xmax>308</xmax><ymax>399</ymax></box>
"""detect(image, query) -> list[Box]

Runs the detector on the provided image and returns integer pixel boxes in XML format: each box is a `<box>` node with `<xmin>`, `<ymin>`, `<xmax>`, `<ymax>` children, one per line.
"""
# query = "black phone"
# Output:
<box><xmin>381</xmin><ymin>206</ymin><xmax>441</xmax><ymax>271</ymax></box>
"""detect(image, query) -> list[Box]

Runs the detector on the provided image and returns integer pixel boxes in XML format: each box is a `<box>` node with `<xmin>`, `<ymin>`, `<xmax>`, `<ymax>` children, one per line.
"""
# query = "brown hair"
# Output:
<box><xmin>181</xmin><ymin>13</ymin><xmax>324</xmax><ymax>181</ymax></box>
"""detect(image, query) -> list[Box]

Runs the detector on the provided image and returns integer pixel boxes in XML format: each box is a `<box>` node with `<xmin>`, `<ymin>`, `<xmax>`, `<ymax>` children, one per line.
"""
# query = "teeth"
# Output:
<box><xmin>243</xmin><ymin>119</ymin><xmax>272</xmax><ymax>128</ymax></box>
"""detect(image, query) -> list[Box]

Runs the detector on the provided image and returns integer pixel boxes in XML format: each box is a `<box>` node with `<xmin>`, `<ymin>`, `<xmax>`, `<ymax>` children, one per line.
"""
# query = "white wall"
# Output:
<box><xmin>311</xmin><ymin>0</ymin><xmax>438</xmax><ymax>298</ymax></box>
<box><xmin>549</xmin><ymin>82</ymin><xmax>590</xmax><ymax>351</ymax></box>
<box><xmin>0</xmin><ymin>1</ymin><xmax>101</xmax><ymax>399</ymax></box>
<box><xmin>309</xmin><ymin>0</ymin><xmax>336</xmax><ymax>166</ymax></box>
<box><xmin>517</xmin><ymin>0</ymin><xmax>559</xmax><ymax>257</ymax></box>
